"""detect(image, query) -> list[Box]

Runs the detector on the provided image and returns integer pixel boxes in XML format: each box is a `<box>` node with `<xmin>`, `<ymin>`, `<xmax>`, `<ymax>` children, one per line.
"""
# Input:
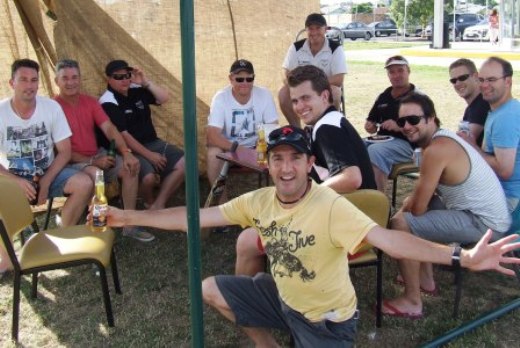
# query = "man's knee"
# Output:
<box><xmin>236</xmin><ymin>228</ymin><xmax>261</xmax><ymax>258</ymax></box>
<box><xmin>202</xmin><ymin>276</ymin><xmax>220</xmax><ymax>305</ymax></box>
<box><xmin>65</xmin><ymin>171</ymin><xmax>93</xmax><ymax>195</ymax></box>
<box><xmin>142</xmin><ymin>173</ymin><xmax>159</xmax><ymax>187</ymax></box>
<box><xmin>174</xmin><ymin>156</ymin><xmax>185</xmax><ymax>171</ymax></box>
<box><xmin>390</xmin><ymin>210</ymin><xmax>411</xmax><ymax>232</ymax></box>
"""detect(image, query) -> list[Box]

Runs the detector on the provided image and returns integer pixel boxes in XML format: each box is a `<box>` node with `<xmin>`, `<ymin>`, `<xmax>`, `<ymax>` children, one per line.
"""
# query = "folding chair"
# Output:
<box><xmin>0</xmin><ymin>176</ymin><xmax>121</xmax><ymax>342</ymax></box>
<box><xmin>345</xmin><ymin>189</ymin><xmax>390</xmax><ymax>327</ymax></box>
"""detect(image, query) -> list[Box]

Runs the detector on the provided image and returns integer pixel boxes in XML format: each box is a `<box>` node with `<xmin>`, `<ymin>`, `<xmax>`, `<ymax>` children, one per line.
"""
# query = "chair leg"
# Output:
<box><xmin>12</xmin><ymin>272</ymin><xmax>21</xmax><ymax>341</ymax></box>
<box><xmin>391</xmin><ymin>177</ymin><xmax>398</xmax><ymax>208</ymax></box>
<box><xmin>43</xmin><ymin>197</ymin><xmax>54</xmax><ymax>230</ymax></box>
<box><xmin>31</xmin><ymin>272</ymin><xmax>39</xmax><ymax>298</ymax></box>
<box><xmin>97</xmin><ymin>265</ymin><xmax>114</xmax><ymax>327</ymax></box>
<box><xmin>453</xmin><ymin>267</ymin><xmax>463</xmax><ymax>318</ymax></box>
<box><xmin>376</xmin><ymin>250</ymin><xmax>383</xmax><ymax>328</ymax></box>
<box><xmin>110</xmin><ymin>250</ymin><xmax>122</xmax><ymax>294</ymax></box>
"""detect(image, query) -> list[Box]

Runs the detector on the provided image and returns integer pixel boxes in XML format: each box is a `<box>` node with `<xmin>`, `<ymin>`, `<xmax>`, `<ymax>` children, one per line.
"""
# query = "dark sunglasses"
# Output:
<box><xmin>111</xmin><ymin>72</ymin><xmax>132</xmax><ymax>80</ymax></box>
<box><xmin>396</xmin><ymin>115</ymin><xmax>425</xmax><ymax>128</ymax></box>
<box><xmin>234</xmin><ymin>77</ymin><xmax>254</xmax><ymax>83</ymax></box>
<box><xmin>449</xmin><ymin>74</ymin><xmax>470</xmax><ymax>84</ymax></box>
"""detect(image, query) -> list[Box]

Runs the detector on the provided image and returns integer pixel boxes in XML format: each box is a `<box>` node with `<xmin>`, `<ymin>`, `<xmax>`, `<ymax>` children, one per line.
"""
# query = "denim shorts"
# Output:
<box><xmin>216</xmin><ymin>273</ymin><xmax>358</xmax><ymax>347</ymax></box>
<box><xmin>366</xmin><ymin>137</ymin><xmax>413</xmax><ymax>175</ymax></box>
<box><xmin>48</xmin><ymin>167</ymin><xmax>80</xmax><ymax>198</ymax></box>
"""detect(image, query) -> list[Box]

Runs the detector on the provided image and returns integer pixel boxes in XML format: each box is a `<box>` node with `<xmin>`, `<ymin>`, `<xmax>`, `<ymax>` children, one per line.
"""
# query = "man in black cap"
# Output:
<box><xmin>102</xmin><ymin>125</ymin><xmax>520</xmax><ymax>347</ymax></box>
<box><xmin>279</xmin><ymin>13</ymin><xmax>347</xmax><ymax>127</ymax></box>
<box><xmin>206</xmin><ymin>58</ymin><xmax>278</xmax><ymax>203</ymax></box>
<box><xmin>99</xmin><ymin>60</ymin><xmax>185</xmax><ymax>240</ymax></box>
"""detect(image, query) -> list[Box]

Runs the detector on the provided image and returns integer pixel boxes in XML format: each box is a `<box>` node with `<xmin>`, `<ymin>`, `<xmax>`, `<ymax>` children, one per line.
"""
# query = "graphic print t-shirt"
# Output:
<box><xmin>0</xmin><ymin>97</ymin><xmax>71</xmax><ymax>179</ymax></box>
<box><xmin>220</xmin><ymin>183</ymin><xmax>376</xmax><ymax>322</ymax></box>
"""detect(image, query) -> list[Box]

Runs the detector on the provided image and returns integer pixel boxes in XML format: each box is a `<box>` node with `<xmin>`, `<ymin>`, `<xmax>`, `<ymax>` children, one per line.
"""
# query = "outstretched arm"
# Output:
<box><xmin>366</xmin><ymin>227</ymin><xmax>520</xmax><ymax>276</ymax></box>
<box><xmin>104</xmin><ymin>205</ymin><xmax>229</xmax><ymax>232</ymax></box>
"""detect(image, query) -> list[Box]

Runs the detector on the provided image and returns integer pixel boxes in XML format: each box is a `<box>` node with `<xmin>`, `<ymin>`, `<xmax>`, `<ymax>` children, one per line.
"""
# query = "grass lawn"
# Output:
<box><xmin>1</xmin><ymin>59</ymin><xmax>520</xmax><ymax>347</ymax></box>
<box><xmin>343</xmin><ymin>40</ymin><xmax>428</xmax><ymax>51</ymax></box>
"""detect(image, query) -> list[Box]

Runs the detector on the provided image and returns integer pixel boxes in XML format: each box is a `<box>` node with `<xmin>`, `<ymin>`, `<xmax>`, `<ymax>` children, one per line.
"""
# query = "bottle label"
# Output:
<box><xmin>92</xmin><ymin>204</ymin><xmax>108</xmax><ymax>227</ymax></box>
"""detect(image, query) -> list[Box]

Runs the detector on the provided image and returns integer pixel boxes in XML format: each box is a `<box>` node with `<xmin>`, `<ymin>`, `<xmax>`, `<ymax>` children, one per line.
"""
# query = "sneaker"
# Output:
<box><xmin>122</xmin><ymin>226</ymin><xmax>155</xmax><ymax>242</ymax></box>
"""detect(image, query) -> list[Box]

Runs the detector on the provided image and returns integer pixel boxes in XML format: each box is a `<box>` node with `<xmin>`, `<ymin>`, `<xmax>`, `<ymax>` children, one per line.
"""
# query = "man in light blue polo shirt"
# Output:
<box><xmin>462</xmin><ymin>56</ymin><xmax>520</xmax><ymax>233</ymax></box>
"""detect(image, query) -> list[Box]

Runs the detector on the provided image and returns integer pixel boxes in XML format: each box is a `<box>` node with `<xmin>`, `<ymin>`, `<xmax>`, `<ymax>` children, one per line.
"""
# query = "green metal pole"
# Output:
<box><xmin>179</xmin><ymin>0</ymin><xmax>204</xmax><ymax>346</ymax></box>
<box><xmin>421</xmin><ymin>298</ymin><xmax>520</xmax><ymax>348</ymax></box>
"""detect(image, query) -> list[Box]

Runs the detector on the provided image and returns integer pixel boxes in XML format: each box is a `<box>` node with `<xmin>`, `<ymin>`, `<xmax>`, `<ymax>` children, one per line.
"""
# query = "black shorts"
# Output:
<box><xmin>215</xmin><ymin>273</ymin><xmax>358</xmax><ymax>347</ymax></box>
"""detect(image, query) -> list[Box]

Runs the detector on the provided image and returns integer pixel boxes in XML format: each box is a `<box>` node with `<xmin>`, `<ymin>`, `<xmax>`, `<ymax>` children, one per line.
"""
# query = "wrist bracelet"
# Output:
<box><xmin>89</xmin><ymin>156</ymin><xmax>94</xmax><ymax>165</ymax></box>
<box><xmin>451</xmin><ymin>245</ymin><xmax>462</xmax><ymax>268</ymax></box>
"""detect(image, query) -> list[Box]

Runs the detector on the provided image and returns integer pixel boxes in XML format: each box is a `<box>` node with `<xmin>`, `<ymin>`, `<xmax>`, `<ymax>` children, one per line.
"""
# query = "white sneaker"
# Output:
<box><xmin>122</xmin><ymin>227</ymin><xmax>155</xmax><ymax>242</ymax></box>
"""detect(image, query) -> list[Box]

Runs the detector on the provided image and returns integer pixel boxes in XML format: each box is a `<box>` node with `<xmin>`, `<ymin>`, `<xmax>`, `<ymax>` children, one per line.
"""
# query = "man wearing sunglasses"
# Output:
<box><xmin>53</xmin><ymin>59</ymin><xmax>150</xmax><ymax>242</ymax></box>
<box><xmin>101</xmin><ymin>125</ymin><xmax>520</xmax><ymax>346</ymax></box>
<box><xmin>384</xmin><ymin>93</ymin><xmax>510</xmax><ymax>319</ymax></box>
<box><xmin>448</xmin><ymin>58</ymin><xmax>489</xmax><ymax>146</ymax></box>
<box><xmin>279</xmin><ymin>13</ymin><xmax>347</xmax><ymax>127</ymax></box>
<box><xmin>364</xmin><ymin>55</ymin><xmax>419</xmax><ymax>192</ymax></box>
<box><xmin>100</xmin><ymin>60</ymin><xmax>185</xmax><ymax>219</ymax></box>
<box><xmin>206</xmin><ymin>59</ymin><xmax>278</xmax><ymax>204</ymax></box>
<box><xmin>234</xmin><ymin>65</ymin><xmax>375</xmax><ymax>276</ymax></box>
<box><xmin>461</xmin><ymin>57</ymin><xmax>520</xmax><ymax>235</ymax></box>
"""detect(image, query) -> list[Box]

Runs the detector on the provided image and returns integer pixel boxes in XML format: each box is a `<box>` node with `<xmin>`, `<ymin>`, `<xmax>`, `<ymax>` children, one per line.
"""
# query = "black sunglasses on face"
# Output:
<box><xmin>111</xmin><ymin>72</ymin><xmax>132</xmax><ymax>80</ymax></box>
<box><xmin>449</xmin><ymin>74</ymin><xmax>470</xmax><ymax>84</ymax></box>
<box><xmin>396</xmin><ymin>115</ymin><xmax>425</xmax><ymax>128</ymax></box>
<box><xmin>235</xmin><ymin>77</ymin><xmax>255</xmax><ymax>83</ymax></box>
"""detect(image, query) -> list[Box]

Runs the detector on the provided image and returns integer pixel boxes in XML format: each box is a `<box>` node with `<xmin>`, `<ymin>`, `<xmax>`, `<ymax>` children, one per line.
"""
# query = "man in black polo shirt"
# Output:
<box><xmin>99</xmin><ymin>60</ymin><xmax>185</xmax><ymax>238</ymax></box>
<box><xmin>234</xmin><ymin>64</ymin><xmax>375</xmax><ymax>276</ymax></box>
<box><xmin>365</xmin><ymin>55</ymin><xmax>418</xmax><ymax>192</ymax></box>
<box><xmin>449</xmin><ymin>58</ymin><xmax>489</xmax><ymax>146</ymax></box>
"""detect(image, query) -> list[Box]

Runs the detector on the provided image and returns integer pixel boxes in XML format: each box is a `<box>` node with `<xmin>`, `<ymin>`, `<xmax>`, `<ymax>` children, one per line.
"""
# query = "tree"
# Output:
<box><xmin>351</xmin><ymin>2</ymin><xmax>373</xmax><ymax>14</ymax></box>
<box><xmin>389</xmin><ymin>0</ymin><xmax>453</xmax><ymax>28</ymax></box>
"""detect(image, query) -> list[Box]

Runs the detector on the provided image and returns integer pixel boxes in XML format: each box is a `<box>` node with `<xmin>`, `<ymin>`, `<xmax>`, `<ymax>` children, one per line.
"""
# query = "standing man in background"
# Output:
<box><xmin>279</xmin><ymin>13</ymin><xmax>347</xmax><ymax>127</ymax></box>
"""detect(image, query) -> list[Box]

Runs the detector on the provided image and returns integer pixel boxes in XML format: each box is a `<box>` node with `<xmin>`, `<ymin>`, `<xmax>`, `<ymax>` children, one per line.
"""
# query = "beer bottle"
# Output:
<box><xmin>29</xmin><ymin>173</ymin><xmax>41</xmax><ymax>205</ymax></box>
<box><xmin>107</xmin><ymin>139</ymin><xmax>116</xmax><ymax>159</ymax></box>
<box><xmin>256</xmin><ymin>124</ymin><xmax>267</xmax><ymax>165</ymax></box>
<box><xmin>91</xmin><ymin>169</ymin><xmax>108</xmax><ymax>232</ymax></box>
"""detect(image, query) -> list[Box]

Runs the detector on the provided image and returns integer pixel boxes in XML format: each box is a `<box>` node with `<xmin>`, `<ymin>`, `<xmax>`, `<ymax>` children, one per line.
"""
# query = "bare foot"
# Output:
<box><xmin>382</xmin><ymin>297</ymin><xmax>423</xmax><ymax>319</ymax></box>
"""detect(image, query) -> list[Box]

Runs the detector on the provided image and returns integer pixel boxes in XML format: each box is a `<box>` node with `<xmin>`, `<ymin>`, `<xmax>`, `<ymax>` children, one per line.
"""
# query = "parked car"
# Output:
<box><xmin>462</xmin><ymin>19</ymin><xmax>490</xmax><ymax>41</ymax></box>
<box><xmin>325</xmin><ymin>26</ymin><xmax>344</xmax><ymax>45</ymax></box>
<box><xmin>338</xmin><ymin>22</ymin><xmax>374</xmax><ymax>41</ymax></box>
<box><xmin>369</xmin><ymin>20</ymin><xmax>398</xmax><ymax>37</ymax></box>
<box><xmin>425</xmin><ymin>13</ymin><xmax>484</xmax><ymax>41</ymax></box>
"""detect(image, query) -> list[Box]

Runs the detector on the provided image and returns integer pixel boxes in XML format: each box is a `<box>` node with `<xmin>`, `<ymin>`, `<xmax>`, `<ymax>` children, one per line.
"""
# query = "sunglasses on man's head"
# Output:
<box><xmin>396</xmin><ymin>115</ymin><xmax>425</xmax><ymax>128</ymax></box>
<box><xmin>449</xmin><ymin>74</ymin><xmax>470</xmax><ymax>84</ymax></box>
<box><xmin>234</xmin><ymin>77</ymin><xmax>254</xmax><ymax>83</ymax></box>
<box><xmin>268</xmin><ymin>129</ymin><xmax>307</xmax><ymax>145</ymax></box>
<box><xmin>111</xmin><ymin>72</ymin><xmax>132</xmax><ymax>80</ymax></box>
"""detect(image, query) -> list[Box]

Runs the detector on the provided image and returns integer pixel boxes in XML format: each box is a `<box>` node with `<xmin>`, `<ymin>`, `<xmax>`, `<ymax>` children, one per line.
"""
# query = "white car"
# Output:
<box><xmin>463</xmin><ymin>19</ymin><xmax>489</xmax><ymax>41</ymax></box>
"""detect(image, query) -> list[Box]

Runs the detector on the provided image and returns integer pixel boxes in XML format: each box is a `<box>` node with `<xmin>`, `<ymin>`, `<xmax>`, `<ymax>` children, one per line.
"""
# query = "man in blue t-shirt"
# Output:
<box><xmin>461</xmin><ymin>57</ymin><xmax>520</xmax><ymax>233</ymax></box>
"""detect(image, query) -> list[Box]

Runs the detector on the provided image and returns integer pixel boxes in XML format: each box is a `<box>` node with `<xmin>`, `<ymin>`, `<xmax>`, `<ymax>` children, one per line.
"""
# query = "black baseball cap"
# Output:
<box><xmin>105</xmin><ymin>60</ymin><xmax>133</xmax><ymax>76</ymax></box>
<box><xmin>267</xmin><ymin>126</ymin><xmax>311</xmax><ymax>155</ymax></box>
<box><xmin>229</xmin><ymin>59</ymin><xmax>254</xmax><ymax>74</ymax></box>
<box><xmin>305</xmin><ymin>13</ymin><xmax>327</xmax><ymax>27</ymax></box>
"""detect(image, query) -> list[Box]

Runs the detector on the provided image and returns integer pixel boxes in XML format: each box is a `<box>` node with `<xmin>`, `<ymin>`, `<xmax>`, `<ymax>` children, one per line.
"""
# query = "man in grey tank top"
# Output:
<box><xmin>382</xmin><ymin>93</ymin><xmax>510</xmax><ymax>319</ymax></box>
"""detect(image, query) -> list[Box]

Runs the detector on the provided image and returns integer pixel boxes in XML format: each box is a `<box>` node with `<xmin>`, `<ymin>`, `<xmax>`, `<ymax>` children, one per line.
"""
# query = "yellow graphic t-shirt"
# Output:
<box><xmin>220</xmin><ymin>182</ymin><xmax>376</xmax><ymax>322</ymax></box>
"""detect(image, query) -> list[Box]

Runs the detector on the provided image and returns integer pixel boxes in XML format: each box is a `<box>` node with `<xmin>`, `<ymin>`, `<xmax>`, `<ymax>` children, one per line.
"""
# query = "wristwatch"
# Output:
<box><xmin>451</xmin><ymin>245</ymin><xmax>462</xmax><ymax>268</ymax></box>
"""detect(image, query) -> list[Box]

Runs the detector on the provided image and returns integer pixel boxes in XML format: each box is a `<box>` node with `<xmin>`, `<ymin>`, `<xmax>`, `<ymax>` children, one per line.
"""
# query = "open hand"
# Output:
<box><xmin>465</xmin><ymin>229</ymin><xmax>520</xmax><ymax>275</ymax></box>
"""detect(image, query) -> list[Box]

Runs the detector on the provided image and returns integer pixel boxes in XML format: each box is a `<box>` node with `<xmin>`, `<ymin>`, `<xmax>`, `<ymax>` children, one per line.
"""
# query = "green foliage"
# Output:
<box><xmin>352</xmin><ymin>2</ymin><xmax>373</xmax><ymax>14</ymax></box>
<box><xmin>390</xmin><ymin>0</ymin><xmax>455</xmax><ymax>27</ymax></box>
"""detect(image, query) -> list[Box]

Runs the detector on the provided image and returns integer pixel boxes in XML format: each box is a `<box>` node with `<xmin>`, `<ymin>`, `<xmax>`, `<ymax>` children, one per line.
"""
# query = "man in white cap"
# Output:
<box><xmin>364</xmin><ymin>55</ymin><xmax>419</xmax><ymax>192</ymax></box>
